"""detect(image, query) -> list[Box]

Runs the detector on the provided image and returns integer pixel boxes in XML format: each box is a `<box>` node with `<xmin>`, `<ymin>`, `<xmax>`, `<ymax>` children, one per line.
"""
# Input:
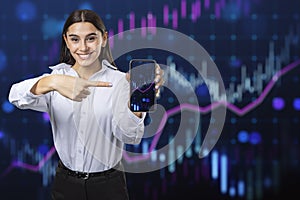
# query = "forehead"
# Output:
<box><xmin>67</xmin><ymin>22</ymin><xmax>100</xmax><ymax>36</ymax></box>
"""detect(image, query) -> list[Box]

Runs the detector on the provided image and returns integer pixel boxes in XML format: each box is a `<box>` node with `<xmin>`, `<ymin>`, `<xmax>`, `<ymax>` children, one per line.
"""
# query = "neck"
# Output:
<box><xmin>72</xmin><ymin>60</ymin><xmax>101</xmax><ymax>80</ymax></box>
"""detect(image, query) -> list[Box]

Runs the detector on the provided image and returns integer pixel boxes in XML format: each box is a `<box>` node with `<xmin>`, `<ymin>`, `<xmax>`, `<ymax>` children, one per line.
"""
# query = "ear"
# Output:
<box><xmin>101</xmin><ymin>31</ymin><xmax>108</xmax><ymax>47</ymax></box>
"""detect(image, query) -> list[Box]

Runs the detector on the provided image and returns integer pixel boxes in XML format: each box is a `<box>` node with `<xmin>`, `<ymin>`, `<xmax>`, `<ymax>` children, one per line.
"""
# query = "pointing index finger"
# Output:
<box><xmin>87</xmin><ymin>81</ymin><xmax>113</xmax><ymax>87</ymax></box>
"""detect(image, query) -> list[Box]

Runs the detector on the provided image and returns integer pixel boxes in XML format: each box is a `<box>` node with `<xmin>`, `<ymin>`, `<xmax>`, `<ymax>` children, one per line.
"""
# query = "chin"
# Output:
<box><xmin>78</xmin><ymin>59</ymin><xmax>99</xmax><ymax>67</ymax></box>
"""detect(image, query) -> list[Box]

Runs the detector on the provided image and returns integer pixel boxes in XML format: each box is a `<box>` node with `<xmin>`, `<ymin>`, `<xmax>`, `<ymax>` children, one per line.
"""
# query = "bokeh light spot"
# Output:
<box><xmin>16</xmin><ymin>1</ymin><xmax>37</xmax><ymax>22</ymax></box>
<box><xmin>0</xmin><ymin>50</ymin><xmax>7</xmax><ymax>72</ymax></box>
<box><xmin>237</xmin><ymin>130</ymin><xmax>248</xmax><ymax>143</ymax></box>
<box><xmin>272</xmin><ymin>97</ymin><xmax>285</xmax><ymax>110</ymax></box>
<box><xmin>2</xmin><ymin>101</ymin><xmax>14</xmax><ymax>113</ymax></box>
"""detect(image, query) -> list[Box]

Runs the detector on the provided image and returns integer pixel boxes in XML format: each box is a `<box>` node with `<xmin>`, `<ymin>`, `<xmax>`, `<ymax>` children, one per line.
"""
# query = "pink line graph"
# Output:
<box><xmin>132</xmin><ymin>82</ymin><xmax>155</xmax><ymax>93</ymax></box>
<box><xmin>1</xmin><ymin>59</ymin><xmax>300</xmax><ymax>175</ymax></box>
<box><xmin>1</xmin><ymin>146</ymin><xmax>56</xmax><ymax>177</ymax></box>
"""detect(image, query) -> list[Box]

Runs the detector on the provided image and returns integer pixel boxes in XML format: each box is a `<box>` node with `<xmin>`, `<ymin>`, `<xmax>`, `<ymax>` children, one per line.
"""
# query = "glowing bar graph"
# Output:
<box><xmin>204</xmin><ymin>0</ymin><xmax>210</xmax><ymax>9</ymax></box>
<box><xmin>172</xmin><ymin>9</ymin><xmax>178</xmax><ymax>29</ymax></box>
<box><xmin>238</xmin><ymin>180</ymin><xmax>245</xmax><ymax>197</ymax></box>
<box><xmin>118</xmin><ymin>19</ymin><xmax>123</xmax><ymax>39</ymax></box>
<box><xmin>181</xmin><ymin>0</ymin><xmax>187</xmax><ymax>18</ymax></box>
<box><xmin>129</xmin><ymin>12</ymin><xmax>135</xmax><ymax>31</ymax></box>
<box><xmin>211</xmin><ymin>150</ymin><xmax>219</xmax><ymax>179</ymax></box>
<box><xmin>141</xmin><ymin>17</ymin><xmax>146</xmax><ymax>37</ymax></box>
<box><xmin>168</xmin><ymin>136</ymin><xmax>176</xmax><ymax>173</ymax></box>
<box><xmin>1</xmin><ymin>2</ymin><xmax>299</xmax><ymax>200</ymax></box>
<box><xmin>220</xmin><ymin>154</ymin><xmax>228</xmax><ymax>193</ymax></box>
<box><xmin>163</xmin><ymin>5</ymin><xmax>168</xmax><ymax>26</ymax></box>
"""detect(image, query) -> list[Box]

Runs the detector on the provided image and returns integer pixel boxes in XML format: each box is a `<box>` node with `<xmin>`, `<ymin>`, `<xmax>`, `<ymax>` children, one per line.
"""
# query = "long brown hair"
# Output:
<box><xmin>59</xmin><ymin>9</ymin><xmax>116</xmax><ymax>67</ymax></box>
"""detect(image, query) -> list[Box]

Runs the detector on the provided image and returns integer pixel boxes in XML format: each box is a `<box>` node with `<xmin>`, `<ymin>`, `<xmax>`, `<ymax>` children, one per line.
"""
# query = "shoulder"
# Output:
<box><xmin>48</xmin><ymin>63</ymin><xmax>72</xmax><ymax>74</ymax></box>
<box><xmin>102</xmin><ymin>60</ymin><xmax>126</xmax><ymax>80</ymax></box>
<box><xmin>102</xmin><ymin>59</ymin><xmax>118</xmax><ymax>71</ymax></box>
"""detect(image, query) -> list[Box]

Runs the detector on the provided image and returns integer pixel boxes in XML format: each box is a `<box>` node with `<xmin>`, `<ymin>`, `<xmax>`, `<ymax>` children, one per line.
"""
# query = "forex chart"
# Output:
<box><xmin>0</xmin><ymin>0</ymin><xmax>299</xmax><ymax>199</ymax></box>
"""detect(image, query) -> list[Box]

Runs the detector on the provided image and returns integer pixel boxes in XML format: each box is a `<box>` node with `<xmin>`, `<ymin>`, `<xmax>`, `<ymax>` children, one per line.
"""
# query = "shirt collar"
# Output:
<box><xmin>49</xmin><ymin>59</ymin><xmax>117</xmax><ymax>72</ymax></box>
<box><xmin>102</xmin><ymin>59</ymin><xmax>117</xmax><ymax>70</ymax></box>
<box><xmin>49</xmin><ymin>63</ymin><xmax>71</xmax><ymax>70</ymax></box>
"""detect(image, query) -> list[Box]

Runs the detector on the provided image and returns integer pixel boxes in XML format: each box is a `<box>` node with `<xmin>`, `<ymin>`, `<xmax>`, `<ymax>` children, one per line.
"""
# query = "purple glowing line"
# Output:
<box><xmin>215</xmin><ymin>2</ymin><xmax>221</xmax><ymax>19</ymax></box>
<box><xmin>152</xmin><ymin>16</ymin><xmax>157</xmax><ymax>35</ymax></box>
<box><xmin>129</xmin><ymin>12</ymin><xmax>135</xmax><ymax>31</ymax></box>
<box><xmin>181</xmin><ymin>0</ymin><xmax>187</xmax><ymax>18</ymax></box>
<box><xmin>2</xmin><ymin>60</ymin><xmax>300</xmax><ymax>171</ymax></box>
<box><xmin>172</xmin><ymin>9</ymin><xmax>178</xmax><ymax>29</ymax></box>
<box><xmin>108</xmin><ymin>29</ymin><xmax>114</xmax><ymax>49</ymax></box>
<box><xmin>243</xmin><ymin>1</ymin><xmax>250</xmax><ymax>16</ymax></box>
<box><xmin>192</xmin><ymin>3</ymin><xmax>196</xmax><ymax>22</ymax></box>
<box><xmin>132</xmin><ymin>82</ymin><xmax>155</xmax><ymax>93</ymax></box>
<box><xmin>220</xmin><ymin>0</ymin><xmax>226</xmax><ymax>8</ymax></box>
<box><xmin>118</xmin><ymin>19</ymin><xmax>124</xmax><ymax>39</ymax></box>
<box><xmin>141</xmin><ymin>17</ymin><xmax>146</xmax><ymax>37</ymax></box>
<box><xmin>147</xmin><ymin>12</ymin><xmax>156</xmax><ymax>35</ymax></box>
<box><xmin>147</xmin><ymin>12</ymin><xmax>153</xmax><ymax>27</ymax></box>
<box><xmin>163</xmin><ymin>5</ymin><xmax>169</xmax><ymax>26</ymax></box>
<box><xmin>204</xmin><ymin>0</ymin><xmax>210</xmax><ymax>9</ymax></box>
<box><xmin>123</xmin><ymin>59</ymin><xmax>300</xmax><ymax>162</ymax></box>
<box><xmin>196</xmin><ymin>0</ymin><xmax>201</xmax><ymax>18</ymax></box>
<box><xmin>1</xmin><ymin>146</ymin><xmax>56</xmax><ymax>177</ymax></box>
<box><xmin>124</xmin><ymin>0</ymin><xmax>246</xmax><ymax>38</ymax></box>
<box><xmin>191</xmin><ymin>1</ymin><xmax>201</xmax><ymax>22</ymax></box>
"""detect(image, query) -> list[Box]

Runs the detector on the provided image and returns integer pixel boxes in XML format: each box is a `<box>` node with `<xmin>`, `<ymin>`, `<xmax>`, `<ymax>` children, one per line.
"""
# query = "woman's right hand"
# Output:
<box><xmin>31</xmin><ymin>74</ymin><xmax>112</xmax><ymax>102</ymax></box>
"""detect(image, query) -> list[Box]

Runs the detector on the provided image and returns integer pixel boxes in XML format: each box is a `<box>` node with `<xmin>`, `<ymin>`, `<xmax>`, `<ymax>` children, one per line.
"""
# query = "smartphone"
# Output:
<box><xmin>129</xmin><ymin>59</ymin><xmax>157</xmax><ymax>112</ymax></box>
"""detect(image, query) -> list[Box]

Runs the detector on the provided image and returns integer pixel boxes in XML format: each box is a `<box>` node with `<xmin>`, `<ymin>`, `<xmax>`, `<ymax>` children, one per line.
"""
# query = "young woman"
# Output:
<box><xmin>8</xmin><ymin>9</ymin><xmax>163</xmax><ymax>200</ymax></box>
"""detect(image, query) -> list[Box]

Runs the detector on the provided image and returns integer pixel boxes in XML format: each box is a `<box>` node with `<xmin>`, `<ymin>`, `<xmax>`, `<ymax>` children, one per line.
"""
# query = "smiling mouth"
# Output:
<box><xmin>77</xmin><ymin>52</ymin><xmax>93</xmax><ymax>60</ymax></box>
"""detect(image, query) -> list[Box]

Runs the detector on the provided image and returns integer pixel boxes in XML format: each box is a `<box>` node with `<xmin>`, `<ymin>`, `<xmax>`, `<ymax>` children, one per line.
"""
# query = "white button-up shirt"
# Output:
<box><xmin>8</xmin><ymin>60</ymin><xmax>145</xmax><ymax>172</ymax></box>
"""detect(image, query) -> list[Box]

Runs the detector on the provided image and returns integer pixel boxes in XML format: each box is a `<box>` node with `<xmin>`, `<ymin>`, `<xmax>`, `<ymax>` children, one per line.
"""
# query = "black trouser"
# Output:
<box><xmin>51</xmin><ymin>161</ymin><xmax>129</xmax><ymax>200</ymax></box>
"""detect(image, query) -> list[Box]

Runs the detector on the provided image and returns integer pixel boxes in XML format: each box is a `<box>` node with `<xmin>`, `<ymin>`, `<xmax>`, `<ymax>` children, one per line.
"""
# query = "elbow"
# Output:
<box><xmin>127</xmin><ymin>135</ymin><xmax>142</xmax><ymax>145</ymax></box>
<box><xmin>8</xmin><ymin>88</ymin><xmax>18</xmax><ymax>107</ymax></box>
<box><xmin>113</xmin><ymin>125</ymin><xmax>144</xmax><ymax>145</ymax></box>
<box><xmin>115</xmin><ymin>131</ymin><xmax>143</xmax><ymax>145</ymax></box>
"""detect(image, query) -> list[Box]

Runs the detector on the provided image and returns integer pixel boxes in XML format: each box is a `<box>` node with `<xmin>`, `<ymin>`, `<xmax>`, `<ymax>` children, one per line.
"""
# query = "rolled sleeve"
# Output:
<box><xmin>8</xmin><ymin>74</ymin><xmax>50</xmax><ymax>112</ymax></box>
<box><xmin>112</xmin><ymin>76</ymin><xmax>146</xmax><ymax>144</ymax></box>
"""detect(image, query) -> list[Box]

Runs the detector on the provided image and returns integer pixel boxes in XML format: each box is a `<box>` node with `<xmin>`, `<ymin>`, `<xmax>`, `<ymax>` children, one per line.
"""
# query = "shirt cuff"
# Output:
<box><xmin>126</xmin><ymin>107</ymin><xmax>146</xmax><ymax>124</ymax></box>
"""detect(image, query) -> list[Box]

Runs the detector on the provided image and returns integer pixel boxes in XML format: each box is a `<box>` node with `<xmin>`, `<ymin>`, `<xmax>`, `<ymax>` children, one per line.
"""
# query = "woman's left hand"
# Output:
<box><xmin>125</xmin><ymin>63</ymin><xmax>164</xmax><ymax>117</ymax></box>
<box><xmin>125</xmin><ymin>63</ymin><xmax>164</xmax><ymax>97</ymax></box>
<box><xmin>154</xmin><ymin>63</ymin><xmax>164</xmax><ymax>98</ymax></box>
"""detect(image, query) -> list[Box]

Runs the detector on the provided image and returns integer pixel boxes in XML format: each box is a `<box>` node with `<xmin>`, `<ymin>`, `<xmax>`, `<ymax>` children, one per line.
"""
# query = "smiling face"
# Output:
<box><xmin>64</xmin><ymin>22</ymin><xmax>107</xmax><ymax>69</ymax></box>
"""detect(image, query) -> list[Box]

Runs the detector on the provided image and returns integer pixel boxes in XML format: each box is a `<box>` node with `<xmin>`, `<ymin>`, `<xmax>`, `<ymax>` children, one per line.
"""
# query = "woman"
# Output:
<box><xmin>8</xmin><ymin>9</ymin><xmax>163</xmax><ymax>200</ymax></box>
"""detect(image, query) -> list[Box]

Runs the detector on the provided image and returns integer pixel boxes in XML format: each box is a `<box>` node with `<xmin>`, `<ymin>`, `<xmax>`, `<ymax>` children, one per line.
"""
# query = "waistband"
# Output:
<box><xmin>57</xmin><ymin>160</ymin><xmax>119</xmax><ymax>180</ymax></box>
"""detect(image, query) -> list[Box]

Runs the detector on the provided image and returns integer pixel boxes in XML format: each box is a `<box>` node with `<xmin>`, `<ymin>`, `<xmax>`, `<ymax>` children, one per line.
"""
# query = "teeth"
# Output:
<box><xmin>78</xmin><ymin>54</ymin><xmax>90</xmax><ymax>60</ymax></box>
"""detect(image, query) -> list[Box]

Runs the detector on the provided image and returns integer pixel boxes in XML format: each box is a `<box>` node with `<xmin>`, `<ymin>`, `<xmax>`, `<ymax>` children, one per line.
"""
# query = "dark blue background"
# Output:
<box><xmin>0</xmin><ymin>0</ymin><xmax>299</xmax><ymax>199</ymax></box>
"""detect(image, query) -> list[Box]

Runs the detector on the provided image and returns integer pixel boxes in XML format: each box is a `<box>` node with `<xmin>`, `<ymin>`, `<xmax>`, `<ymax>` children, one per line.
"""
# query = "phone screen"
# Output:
<box><xmin>129</xmin><ymin>59</ymin><xmax>156</xmax><ymax>112</ymax></box>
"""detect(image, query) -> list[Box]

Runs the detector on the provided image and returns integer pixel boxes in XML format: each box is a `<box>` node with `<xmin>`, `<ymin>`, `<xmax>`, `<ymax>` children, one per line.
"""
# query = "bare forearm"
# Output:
<box><xmin>30</xmin><ymin>75</ymin><xmax>56</xmax><ymax>95</ymax></box>
<box><xmin>126</xmin><ymin>101</ymin><xmax>144</xmax><ymax>118</ymax></box>
<box><xmin>133</xmin><ymin>111</ymin><xmax>143</xmax><ymax>118</ymax></box>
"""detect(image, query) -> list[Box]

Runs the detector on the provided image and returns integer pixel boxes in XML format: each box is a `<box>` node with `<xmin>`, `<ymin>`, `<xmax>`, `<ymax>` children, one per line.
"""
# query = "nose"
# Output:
<box><xmin>79</xmin><ymin>40</ymin><xmax>89</xmax><ymax>51</ymax></box>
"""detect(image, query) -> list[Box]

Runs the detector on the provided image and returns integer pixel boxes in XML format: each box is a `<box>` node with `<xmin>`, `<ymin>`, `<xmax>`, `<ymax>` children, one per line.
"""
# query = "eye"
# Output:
<box><xmin>70</xmin><ymin>37</ymin><xmax>79</xmax><ymax>42</ymax></box>
<box><xmin>86</xmin><ymin>36</ymin><xmax>97</xmax><ymax>42</ymax></box>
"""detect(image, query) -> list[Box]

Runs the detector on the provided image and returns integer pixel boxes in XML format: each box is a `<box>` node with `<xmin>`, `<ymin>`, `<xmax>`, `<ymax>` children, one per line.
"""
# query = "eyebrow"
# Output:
<box><xmin>67</xmin><ymin>33</ymin><xmax>98</xmax><ymax>37</ymax></box>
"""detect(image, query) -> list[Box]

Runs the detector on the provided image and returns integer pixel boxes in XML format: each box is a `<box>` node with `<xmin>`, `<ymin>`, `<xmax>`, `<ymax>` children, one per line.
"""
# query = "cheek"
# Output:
<box><xmin>67</xmin><ymin>43</ymin><xmax>78</xmax><ymax>52</ymax></box>
<box><xmin>94</xmin><ymin>43</ymin><xmax>102</xmax><ymax>54</ymax></box>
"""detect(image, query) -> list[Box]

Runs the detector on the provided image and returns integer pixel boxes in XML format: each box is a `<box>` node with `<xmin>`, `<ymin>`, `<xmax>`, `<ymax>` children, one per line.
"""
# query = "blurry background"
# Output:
<box><xmin>0</xmin><ymin>0</ymin><xmax>299</xmax><ymax>199</ymax></box>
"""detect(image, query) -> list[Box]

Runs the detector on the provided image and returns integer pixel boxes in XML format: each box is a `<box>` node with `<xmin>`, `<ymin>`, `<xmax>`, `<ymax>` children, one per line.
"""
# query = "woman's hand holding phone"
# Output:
<box><xmin>128</xmin><ymin>59</ymin><xmax>164</xmax><ymax>112</ymax></box>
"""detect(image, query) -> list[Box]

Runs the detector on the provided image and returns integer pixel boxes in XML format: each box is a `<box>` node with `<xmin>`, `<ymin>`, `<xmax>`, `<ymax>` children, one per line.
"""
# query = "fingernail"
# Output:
<box><xmin>155</xmin><ymin>85</ymin><xmax>159</xmax><ymax>89</ymax></box>
<box><xmin>109</xmin><ymin>83</ymin><xmax>113</xmax><ymax>87</ymax></box>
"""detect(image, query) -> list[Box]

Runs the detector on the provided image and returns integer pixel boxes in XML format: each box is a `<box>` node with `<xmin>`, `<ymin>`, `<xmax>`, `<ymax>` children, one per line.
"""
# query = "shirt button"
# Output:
<box><xmin>78</xmin><ymin>150</ymin><xmax>82</xmax><ymax>154</ymax></box>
